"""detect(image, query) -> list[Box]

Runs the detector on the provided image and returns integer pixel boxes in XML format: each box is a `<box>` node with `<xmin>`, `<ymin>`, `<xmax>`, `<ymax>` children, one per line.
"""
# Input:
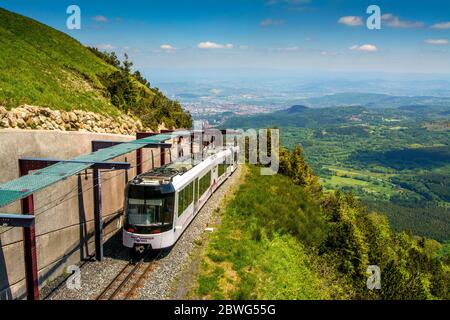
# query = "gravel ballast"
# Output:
<box><xmin>47</xmin><ymin>166</ymin><xmax>241</xmax><ymax>300</ymax></box>
<box><xmin>135</xmin><ymin>166</ymin><xmax>242</xmax><ymax>300</ymax></box>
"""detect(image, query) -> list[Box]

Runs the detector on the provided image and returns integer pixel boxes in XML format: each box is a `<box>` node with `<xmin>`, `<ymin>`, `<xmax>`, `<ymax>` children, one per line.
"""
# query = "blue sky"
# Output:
<box><xmin>2</xmin><ymin>0</ymin><xmax>450</xmax><ymax>78</ymax></box>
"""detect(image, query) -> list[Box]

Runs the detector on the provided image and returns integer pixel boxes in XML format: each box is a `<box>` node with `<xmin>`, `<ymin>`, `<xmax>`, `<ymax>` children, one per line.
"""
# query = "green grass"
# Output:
<box><xmin>0</xmin><ymin>8</ymin><xmax>117</xmax><ymax>114</ymax></box>
<box><xmin>327</xmin><ymin>176</ymin><xmax>370</xmax><ymax>187</ymax></box>
<box><xmin>195</xmin><ymin>166</ymin><xmax>347</xmax><ymax>300</ymax></box>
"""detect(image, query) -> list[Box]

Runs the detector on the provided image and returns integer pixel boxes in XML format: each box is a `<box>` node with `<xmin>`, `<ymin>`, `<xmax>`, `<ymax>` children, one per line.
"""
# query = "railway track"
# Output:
<box><xmin>96</xmin><ymin>257</ymin><xmax>157</xmax><ymax>300</ymax></box>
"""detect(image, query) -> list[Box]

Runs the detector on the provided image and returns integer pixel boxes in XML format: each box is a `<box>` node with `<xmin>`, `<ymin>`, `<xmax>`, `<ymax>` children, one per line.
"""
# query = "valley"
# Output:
<box><xmin>223</xmin><ymin>102</ymin><xmax>450</xmax><ymax>241</ymax></box>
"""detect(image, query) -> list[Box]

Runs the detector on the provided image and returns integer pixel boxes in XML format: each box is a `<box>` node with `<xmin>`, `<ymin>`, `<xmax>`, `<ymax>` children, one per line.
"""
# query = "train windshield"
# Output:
<box><xmin>125</xmin><ymin>186</ymin><xmax>174</xmax><ymax>234</ymax></box>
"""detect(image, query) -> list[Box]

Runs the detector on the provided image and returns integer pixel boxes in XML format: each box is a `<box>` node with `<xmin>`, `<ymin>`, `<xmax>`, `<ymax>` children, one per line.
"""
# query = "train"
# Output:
<box><xmin>122</xmin><ymin>143</ymin><xmax>239</xmax><ymax>253</ymax></box>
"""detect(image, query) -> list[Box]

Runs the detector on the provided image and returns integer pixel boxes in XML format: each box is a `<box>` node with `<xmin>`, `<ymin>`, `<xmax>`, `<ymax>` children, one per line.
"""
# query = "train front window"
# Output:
<box><xmin>127</xmin><ymin>199</ymin><xmax>165</xmax><ymax>227</ymax></box>
<box><xmin>125</xmin><ymin>186</ymin><xmax>175</xmax><ymax>234</ymax></box>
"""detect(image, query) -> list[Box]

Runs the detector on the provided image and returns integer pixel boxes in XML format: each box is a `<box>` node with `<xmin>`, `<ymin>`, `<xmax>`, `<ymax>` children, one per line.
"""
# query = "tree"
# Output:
<box><xmin>279</xmin><ymin>145</ymin><xmax>322</xmax><ymax>198</ymax></box>
<box><xmin>93</xmin><ymin>50</ymin><xmax>192</xmax><ymax>130</ymax></box>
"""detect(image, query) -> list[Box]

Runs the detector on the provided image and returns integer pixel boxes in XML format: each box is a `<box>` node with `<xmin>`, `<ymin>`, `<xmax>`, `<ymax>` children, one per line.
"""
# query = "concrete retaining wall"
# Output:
<box><xmin>0</xmin><ymin>129</ymin><xmax>184</xmax><ymax>300</ymax></box>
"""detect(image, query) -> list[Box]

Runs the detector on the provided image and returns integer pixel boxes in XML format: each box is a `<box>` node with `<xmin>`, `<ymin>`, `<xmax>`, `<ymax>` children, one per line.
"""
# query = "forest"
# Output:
<box><xmin>224</xmin><ymin>104</ymin><xmax>450</xmax><ymax>242</ymax></box>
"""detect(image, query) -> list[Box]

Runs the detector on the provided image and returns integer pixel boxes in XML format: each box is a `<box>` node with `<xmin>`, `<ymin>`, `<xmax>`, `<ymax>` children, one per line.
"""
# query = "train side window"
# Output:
<box><xmin>178</xmin><ymin>189</ymin><xmax>184</xmax><ymax>216</ymax></box>
<box><xmin>178</xmin><ymin>181</ymin><xmax>195</xmax><ymax>216</ymax></box>
<box><xmin>199</xmin><ymin>170</ymin><xmax>211</xmax><ymax>197</ymax></box>
<box><xmin>182</xmin><ymin>187</ymin><xmax>186</xmax><ymax>214</ymax></box>
<box><xmin>187</xmin><ymin>182</ymin><xmax>192</xmax><ymax>206</ymax></box>
<box><xmin>194</xmin><ymin>178</ymin><xmax>199</xmax><ymax>203</ymax></box>
<box><xmin>218</xmin><ymin>161</ymin><xmax>226</xmax><ymax>177</ymax></box>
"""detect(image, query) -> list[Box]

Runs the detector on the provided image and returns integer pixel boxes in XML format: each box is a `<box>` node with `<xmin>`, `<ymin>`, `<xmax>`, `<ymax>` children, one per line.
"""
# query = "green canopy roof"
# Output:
<box><xmin>0</xmin><ymin>132</ymin><xmax>187</xmax><ymax>208</ymax></box>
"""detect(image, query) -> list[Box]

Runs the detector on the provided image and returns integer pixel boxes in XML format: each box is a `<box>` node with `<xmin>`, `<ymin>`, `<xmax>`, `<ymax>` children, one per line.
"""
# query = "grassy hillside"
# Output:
<box><xmin>0</xmin><ymin>8</ymin><xmax>116</xmax><ymax>113</ymax></box>
<box><xmin>194</xmin><ymin>166</ymin><xmax>350</xmax><ymax>299</ymax></box>
<box><xmin>193</xmin><ymin>162</ymin><xmax>450</xmax><ymax>300</ymax></box>
<box><xmin>0</xmin><ymin>8</ymin><xmax>191</xmax><ymax>128</ymax></box>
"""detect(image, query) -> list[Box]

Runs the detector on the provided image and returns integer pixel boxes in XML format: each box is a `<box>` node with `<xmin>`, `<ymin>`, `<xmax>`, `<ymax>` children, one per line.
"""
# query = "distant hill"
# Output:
<box><xmin>300</xmin><ymin>92</ymin><xmax>450</xmax><ymax>109</ymax></box>
<box><xmin>286</xmin><ymin>105</ymin><xmax>309</xmax><ymax>113</ymax></box>
<box><xmin>223</xmin><ymin>94</ymin><xmax>450</xmax><ymax>129</ymax></box>
<box><xmin>0</xmin><ymin>8</ymin><xmax>191</xmax><ymax>129</ymax></box>
<box><xmin>223</xmin><ymin>105</ymin><xmax>365</xmax><ymax>129</ymax></box>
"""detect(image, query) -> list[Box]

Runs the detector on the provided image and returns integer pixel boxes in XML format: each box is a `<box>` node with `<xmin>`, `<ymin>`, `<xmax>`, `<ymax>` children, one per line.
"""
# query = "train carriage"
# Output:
<box><xmin>122</xmin><ymin>144</ymin><xmax>239</xmax><ymax>253</ymax></box>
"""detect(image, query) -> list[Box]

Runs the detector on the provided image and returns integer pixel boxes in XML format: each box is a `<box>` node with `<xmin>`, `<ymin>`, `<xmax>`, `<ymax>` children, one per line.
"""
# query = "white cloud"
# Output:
<box><xmin>95</xmin><ymin>44</ymin><xmax>116</xmax><ymax>50</ymax></box>
<box><xmin>338</xmin><ymin>16</ymin><xmax>363</xmax><ymax>27</ymax></box>
<box><xmin>260</xmin><ymin>18</ymin><xmax>285</xmax><ymax>27</ymax></box>
<box><xmin>93</xmin><ymin>15</ymin><xmax>108</xmax><ymax>22</ymax></box>
<box><xmin>431</xmin><ymin>22</ymin><xmax>450</xmax><ymax>30</ymax></box>
<box><xmin>350</xmin><ymin>44</ymin><xmax>378</xmax><ymax>52</ymax></box>
<box><xmin>279</xmin><ymin>46</ymin><xmax>300</xmax><ymax>52</ymax></box>
<box><xmin>381</xmin><ymin>14</ymin><xmax>424</xmax><ymax>28</ymax></box>
<box><xmin>197</xmin><ymin>41</ymin><xmax>234</xmax><ymax>49</ymax></box>
<box><xmin>424</xmin><ymin>39</ymin><xmax>449</xmax><ymax>45</ymax></box>
<box><xmin>160</xmin><ymin>44</ymin><xmax>176</xmax><ymax>52</ymax></box>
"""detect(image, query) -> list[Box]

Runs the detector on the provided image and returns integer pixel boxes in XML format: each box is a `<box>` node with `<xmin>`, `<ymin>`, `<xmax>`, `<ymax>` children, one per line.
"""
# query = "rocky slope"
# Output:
<box><xmin>0</xmin><ymin>105</ymin><xmax>151</xmax><ymax>135</ymax></box>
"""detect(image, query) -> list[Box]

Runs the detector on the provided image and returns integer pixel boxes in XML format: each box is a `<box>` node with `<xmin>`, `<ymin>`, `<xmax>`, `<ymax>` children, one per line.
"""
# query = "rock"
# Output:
<box><xmin>50</xmin><ymin>121</ymin><xmax>59</xmax><ymax>129</ymax></box>
<box><xmin>23</xmin><ymin>105</ymin><xmax>39</xmax><ymax>113</ymax></box>
<box><xmin>17</xmin><ymin>118</ymin><xmax>26</xmax><ymax>129</ymax></box>
<box><xmin>0</xmin><ymin>117</ymin><xmax>8</xmax><ymax>128</ymax></box>
<box><xmin>7</xmin><ymin>114</ymin><xmax>17</xmax><ymax>127</ymax></box>
<box><xmin>61</xmin><ymin>111</ymin><xmax>70</xmax><ymax>123</ymax></box>
<box><xmin>54</xmin><ymin>111</ymin><xmax>63</xmax><ymax>124</ymax></box>
<box><xmin>11</xmin><ymin>108</ymin><xmax>28</xmax><ymax>121</ymax></box>
<box><xmin>32</xmin><ymin>116</ymin><xmax>42</xmax><ymax>126</ymax></box>
<box><xmin>49</xmin><ymin>111</ymin><xmax>58</xmax><ymax>121</ymax></box>
<box><xmin>46</xmin><ymin>123</ymin><xmax>55</xmax><ymax>130</ymax></box>
<box><xmin>70</xmin><ymin>121</ymin><xmax>80</xmax><ymax>130</ymax></box>
<box><xmin>26</xmin><ymin>118</ymin><xmax>36</xmax><ymax>128</ymax></box>
<box><xmin>68</xmin><ymin>112</ymin><xmax>77</xmax><ymax>123</ymax></box>
<box><xmin>40</xmin><ymin>108</ymin><xmax>51</xmax><ymax>117</ymax></box>
<box><xmin>0</xmin><ymin>106</ymin><xmax>6</xmax><ymax>118</ymax></box>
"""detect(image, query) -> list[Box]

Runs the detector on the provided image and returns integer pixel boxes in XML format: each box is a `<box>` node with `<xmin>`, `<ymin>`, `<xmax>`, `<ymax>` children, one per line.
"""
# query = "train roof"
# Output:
<box><xmin>131</xmin><ymin>146</ymin><xmax>234</xmax><ymax>185</ymax></box>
